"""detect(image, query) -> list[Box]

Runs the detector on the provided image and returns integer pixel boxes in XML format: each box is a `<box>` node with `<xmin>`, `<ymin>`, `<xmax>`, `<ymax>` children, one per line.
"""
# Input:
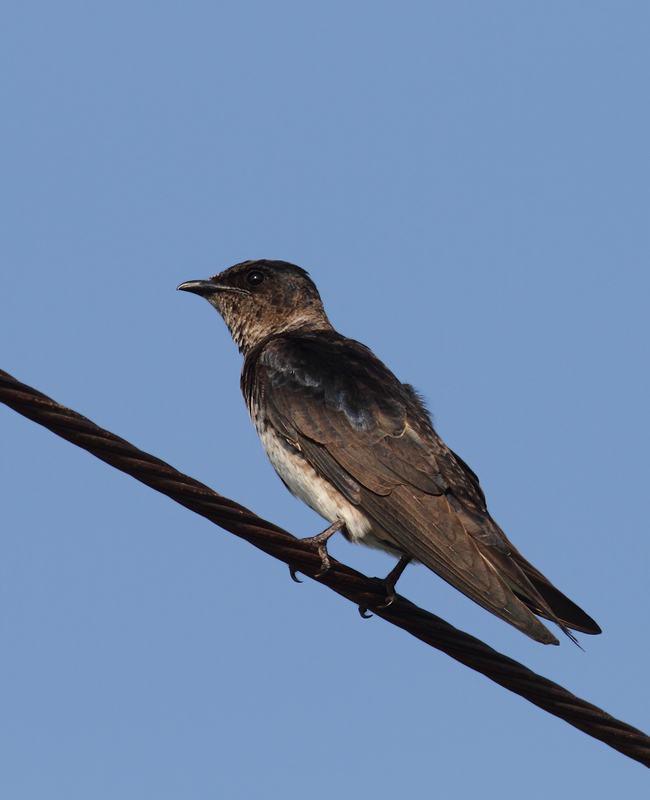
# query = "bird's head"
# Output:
<box><xmin>178</xmin><ymin>260</ymin><xmax>332</xmax><ymax>355</ymax></box>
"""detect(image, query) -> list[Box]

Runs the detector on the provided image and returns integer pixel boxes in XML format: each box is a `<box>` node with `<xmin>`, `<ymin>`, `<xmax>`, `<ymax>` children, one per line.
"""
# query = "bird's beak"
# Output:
<box><xmin>177</xmin><ymin>280</ymin><xmax>251</xmax><ymax>297</ymax></box>
<box><xmin>177</xmin><ymin>279</ymin><xmax>220</xmax><ymax>296</ymax></box>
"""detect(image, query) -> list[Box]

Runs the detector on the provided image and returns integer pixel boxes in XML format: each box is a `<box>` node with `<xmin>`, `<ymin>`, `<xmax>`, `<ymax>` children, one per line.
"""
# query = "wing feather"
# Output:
<box><xmin>243</xmin><ymin>331</ymin><xmax>598</xmax><ymax>643</ymax></box>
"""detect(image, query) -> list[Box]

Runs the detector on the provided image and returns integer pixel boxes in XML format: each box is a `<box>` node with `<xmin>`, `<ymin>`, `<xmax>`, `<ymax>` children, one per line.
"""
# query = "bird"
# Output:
<box><xmin>178</xmin><ymin>259</ymin><xmax>601</xmax><ymax>645</ymax></box>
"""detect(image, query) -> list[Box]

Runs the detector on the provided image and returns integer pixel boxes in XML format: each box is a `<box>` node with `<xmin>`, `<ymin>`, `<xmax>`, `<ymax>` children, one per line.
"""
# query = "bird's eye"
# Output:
<box><xmin>246</xmin><ymin>270</ymin><xmax>265</xmax><ymax>287</ymax></box>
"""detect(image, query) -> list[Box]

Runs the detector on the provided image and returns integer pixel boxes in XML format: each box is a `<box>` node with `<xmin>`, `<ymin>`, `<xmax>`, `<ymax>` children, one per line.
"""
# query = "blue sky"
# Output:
<box><xmin>1</xmin><ymin>2</ymin><xmax>649</xmax><ymax>797</ymax></box>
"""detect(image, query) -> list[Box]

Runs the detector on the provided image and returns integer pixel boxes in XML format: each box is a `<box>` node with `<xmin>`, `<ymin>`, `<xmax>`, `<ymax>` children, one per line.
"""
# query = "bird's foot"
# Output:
<box><xmin>357</xmin><ymin>556</ymin><xmax>412</xmax><ymax>618</ymax></box>
<box><xmin>290</xmin><ymin>520</ymin><xmax>346</xmax><ymax>581</ymax></box>
<box><xmin>374</xmin><ymin>556</ymin><xmax>412</xmax><ymax>610</ymax></box>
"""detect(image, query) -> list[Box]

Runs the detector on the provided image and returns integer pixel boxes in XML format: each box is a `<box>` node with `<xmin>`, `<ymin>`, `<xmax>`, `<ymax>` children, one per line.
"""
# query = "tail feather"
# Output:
<box><xmin>509</xmin><ymin>551</ymin><xmax>602</xmax><ymax>635</ymax></box>
<box><xmin>466</xmin><ymin>515</ymin><xmax>602</xmax><ymax>642</ymax></box>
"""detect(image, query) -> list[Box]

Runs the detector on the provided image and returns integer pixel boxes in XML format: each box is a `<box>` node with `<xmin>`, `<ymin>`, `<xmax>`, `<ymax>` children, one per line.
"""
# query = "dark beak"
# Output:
<box><xmin>177</xmin><ymin>279</ymin><xmax>219</xmax><ymax>296</ymax></box>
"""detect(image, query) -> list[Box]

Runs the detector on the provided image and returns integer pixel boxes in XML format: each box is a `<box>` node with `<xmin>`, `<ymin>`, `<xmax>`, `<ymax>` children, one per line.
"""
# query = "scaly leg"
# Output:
<box><xmin>377</xmin><ymin>555</ymin><xmax>412</xmax><ymax>607</ymax></box>
<box><xmin>289</xmin><ymin>519</ymin><xmax>346</xmax><ymax>582</ymax></box>
<box><xmin>358</xmin><ymin>555</ymin><xmax>412</xmax><ymax>616</ymax></box>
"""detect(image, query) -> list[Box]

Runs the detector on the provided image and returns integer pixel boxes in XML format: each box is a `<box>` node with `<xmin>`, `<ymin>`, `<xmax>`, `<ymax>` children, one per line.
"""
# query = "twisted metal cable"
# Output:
<box><xmin>1</xmin><ymin>366</ymin><xmax>649</xmax><ymax>767</ymax></box>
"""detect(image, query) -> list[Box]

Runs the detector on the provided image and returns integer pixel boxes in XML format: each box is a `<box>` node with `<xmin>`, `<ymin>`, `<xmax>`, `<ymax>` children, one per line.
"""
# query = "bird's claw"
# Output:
<box><xmin>358</xmin><ymin>606</ymin><xmax>373</xmax><ymax>619</ymax></box>
<box><xmin>313</xmin><ymin>546</ymin><xmax>331</xmax><ymax>579</ymax></box>
<box><xmin>372</xmin><ymin>555</ymin><xmax>411</xmax><ymax>609</ymax></box>
<box><xmin>289</xmin><ymin>566</ymin><xmax>303</xmax><ymax>583</ymax></box>
<box><xmin>300</xmin><ymin>520</ymin><xmax>344</xmax><ymax>579</ymax></box>
<box><xmin>374</xmin><ymin>592</ymin><xmax>397</xmax><ymax>611</ymax></box>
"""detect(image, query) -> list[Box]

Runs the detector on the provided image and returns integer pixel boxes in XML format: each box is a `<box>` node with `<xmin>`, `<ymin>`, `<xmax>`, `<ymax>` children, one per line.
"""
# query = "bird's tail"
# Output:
<box><xmin>506</xmin><ymin>548</ymin><xmax>602</xmax><ymax>636</ymax></box>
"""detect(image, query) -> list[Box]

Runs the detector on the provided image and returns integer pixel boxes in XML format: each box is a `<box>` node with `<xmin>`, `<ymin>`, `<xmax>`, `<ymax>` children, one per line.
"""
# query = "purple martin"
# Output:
<box><xmin>178</xmin><ymin>260</ymin><xmax>600</xmax><ymax>645</ymax></box>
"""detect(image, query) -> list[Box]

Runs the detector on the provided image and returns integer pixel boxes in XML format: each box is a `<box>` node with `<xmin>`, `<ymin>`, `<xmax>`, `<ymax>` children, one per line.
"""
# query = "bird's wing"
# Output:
<box><xmin>244</xmin><ymin>333</ymin><xmax>573</xmax><ymax>644</ymax></box>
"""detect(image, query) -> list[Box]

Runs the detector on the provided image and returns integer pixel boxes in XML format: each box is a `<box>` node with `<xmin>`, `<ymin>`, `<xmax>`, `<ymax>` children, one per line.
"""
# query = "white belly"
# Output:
<box><xmin>257</xmin><ymin>423</ymin><xmax>373</xmax><ymax>542</ymax></box>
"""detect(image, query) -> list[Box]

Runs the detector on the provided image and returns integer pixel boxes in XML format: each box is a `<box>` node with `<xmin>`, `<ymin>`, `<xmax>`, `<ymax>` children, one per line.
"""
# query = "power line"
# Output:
<box><xmin>1</xmin><ymin>366</ymin><xmax>648</xmax><ymax>767</ymax></box>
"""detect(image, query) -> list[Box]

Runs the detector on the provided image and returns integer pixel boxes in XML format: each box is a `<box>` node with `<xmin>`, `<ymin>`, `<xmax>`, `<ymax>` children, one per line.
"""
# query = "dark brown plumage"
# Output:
<box><xmin>178</xmin><ymin>260</ymin><xmax>601</xmax><ymax>645</ymax></box>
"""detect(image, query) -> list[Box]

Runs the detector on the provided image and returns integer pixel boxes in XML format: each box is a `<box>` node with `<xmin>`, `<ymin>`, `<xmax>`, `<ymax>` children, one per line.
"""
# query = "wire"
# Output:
<box><xmin>1</xmin><ymin>367</ymin><xmax>648</xmax><ymax>767</ymax></box>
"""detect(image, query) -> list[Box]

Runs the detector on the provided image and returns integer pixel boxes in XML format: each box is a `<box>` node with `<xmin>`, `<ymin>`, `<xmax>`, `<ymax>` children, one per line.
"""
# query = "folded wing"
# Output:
<box><xmin>244</xmin><ymin>332</ymin><xmax>600</xmax><ymax>644</ymax></box>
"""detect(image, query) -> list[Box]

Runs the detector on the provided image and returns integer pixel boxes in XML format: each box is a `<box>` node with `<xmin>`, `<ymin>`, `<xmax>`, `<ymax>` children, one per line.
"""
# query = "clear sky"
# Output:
<box><xmin>1</xmin><ymin>2</ymin><xmax>649</xmax><ymax>797</ymax></box>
